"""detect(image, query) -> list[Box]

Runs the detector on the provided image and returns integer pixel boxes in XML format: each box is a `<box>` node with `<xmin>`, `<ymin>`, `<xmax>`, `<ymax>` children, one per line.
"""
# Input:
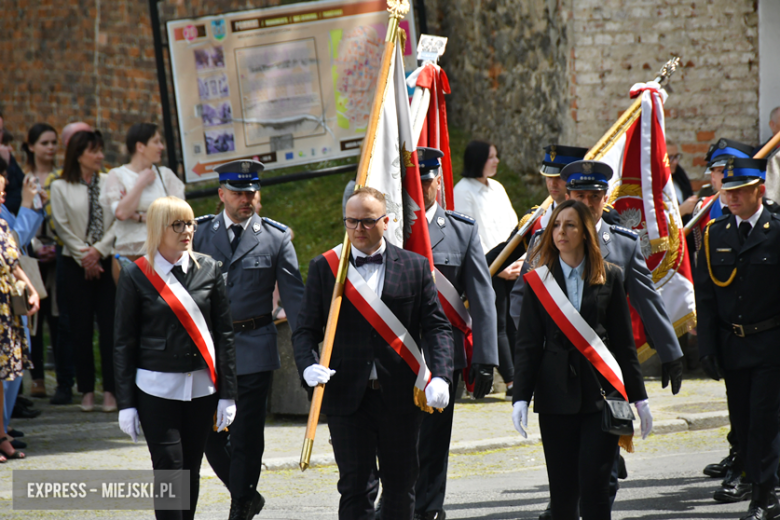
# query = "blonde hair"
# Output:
<box><xmin>144</xmin><ymin>196</ymin><xmax>199</xmax><ymax>272</ymax></box>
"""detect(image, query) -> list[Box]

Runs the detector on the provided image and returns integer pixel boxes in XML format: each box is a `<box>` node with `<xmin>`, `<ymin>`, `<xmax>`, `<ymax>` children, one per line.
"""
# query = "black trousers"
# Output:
<box><xmin>53</xmin><ymin>245</ymin><xmax>74</xmax><ymax>390</ymax></box>
<box><xmin>204</xmin><ymin>370</ymin><xmax>272</xmax><ymax>500</ymax></box>
<box><xmin>414</xmin><ymin>371</ymin><xmax>460</xmax><ymax>514</ymax></box>
<box><xmin>60</xmin><ymin>256</ymin><xmax>115</xmax><ymax>394</ymax></box>
<box><xmin>493</xmin><ymin>277</ymin><xmax>515</xmax><ymax>384</ymax></box>
<box><xmin>137</xmin><ymin>388</ymin><xmax>218</xmax><ymax>520</ymax></box>
<box><xmin>539</xmin><ymin>412</ymin><xmax>619</xmax><ymax>520</ymax></box>
<box><xmin>724</xmin><ymin>365</ymin><xmax>780</xmax><ymax>487</ymax></box>
<box><xmin>329</xmin><ymin>387</ymin><xmax>423</xmax><ymax>520</ymax></box>
<box><xmin>30</xmin><ymin>261</ymin><xmax>58</xmax><ymax>380</ymax></box>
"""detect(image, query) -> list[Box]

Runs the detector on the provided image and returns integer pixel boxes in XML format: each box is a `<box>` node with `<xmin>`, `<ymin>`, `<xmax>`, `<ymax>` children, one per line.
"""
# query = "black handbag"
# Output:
<box><xmin>601</xmin><ymin>391</ymin><xmax>635</xmax><ymax>436</ymax></box>
<box><xmin>587</xmin><ymin>361</ymin><xmax>635</xmax><ymax>436</ymax></box>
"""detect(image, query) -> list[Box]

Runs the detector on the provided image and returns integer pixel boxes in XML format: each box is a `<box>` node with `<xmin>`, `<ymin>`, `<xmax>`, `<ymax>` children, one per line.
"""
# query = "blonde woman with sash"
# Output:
<box><xmin>512</xmin><ymin>199</ymin><xmax>651</xmax><ymax>520</ymax></box>
<box><xmin>113</xmin><ymin>196</ymin><xmax>237</xmax><ymax>520</ymax></box>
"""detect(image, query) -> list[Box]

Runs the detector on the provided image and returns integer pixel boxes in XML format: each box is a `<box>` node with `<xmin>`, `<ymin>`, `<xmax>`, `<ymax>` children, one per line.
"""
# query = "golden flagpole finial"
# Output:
<box><xmin>387</xmin><ymin>0</ymin><xmax>410</xmax><ymax>18</ymax></box>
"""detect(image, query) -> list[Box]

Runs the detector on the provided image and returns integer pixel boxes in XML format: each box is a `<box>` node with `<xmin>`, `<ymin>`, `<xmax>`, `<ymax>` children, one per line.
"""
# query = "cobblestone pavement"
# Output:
<box><xmin>0</xmin><ymin>377</ymin><xmax>728</xmax><ymax>519</ymax></box>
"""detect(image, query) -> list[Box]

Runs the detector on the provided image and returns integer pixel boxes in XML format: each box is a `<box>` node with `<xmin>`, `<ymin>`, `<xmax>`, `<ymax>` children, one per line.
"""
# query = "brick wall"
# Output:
<box><xmin>562</xmin><ymin>0</ymin><xmax>760</xmax><ymax>177</ymax></box>
<box><xmin>0</xmin><ymin>0</ymin><xmax>285</xmax><ymax>169</ymax></box>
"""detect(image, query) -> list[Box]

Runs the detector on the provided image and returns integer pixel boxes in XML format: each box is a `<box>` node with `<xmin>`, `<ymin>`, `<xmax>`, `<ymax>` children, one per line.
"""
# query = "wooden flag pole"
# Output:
<box><xmin>684</xmin><ymin>131</ymin><xmax>780</xmax><ymax>236</ymax></box>
<box><xmin>488</xmin><ymin>58</ymin><xmax>682</xmax><ymax>276</ymax></box>
<box><xmin>299</xmin><ymin>0</ymin><xmax>409</xmax><ymax>473</ymax></box>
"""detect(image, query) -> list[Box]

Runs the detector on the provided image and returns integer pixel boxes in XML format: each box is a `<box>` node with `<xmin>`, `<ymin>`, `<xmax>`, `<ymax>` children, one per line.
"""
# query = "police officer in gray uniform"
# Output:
<box><xmin>414</xmin><ymin>147</ymin><xmax>498</xmax><ymax>520</ymax></box>
<box><xmin>194</xmin><ymin>160</ymin><xmax>304</xmax><ymax>520</ymax></box>
<box><xmin>515</xmin><ymin>160</ymin><xmax>684</xmax><ymax>520</ymax></box>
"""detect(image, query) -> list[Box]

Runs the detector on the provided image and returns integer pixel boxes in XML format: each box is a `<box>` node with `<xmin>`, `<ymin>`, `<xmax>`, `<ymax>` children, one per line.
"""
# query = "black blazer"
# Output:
<box><xmin>513</xmin><ymin>262</ymin><xmax>647</xmax><ymax>414</ymax></box>
<box><xmin>292</xmin><ymin>242</ymin><xmax>454</xmax><ymax>416</ymax></box>
<box><xmin>114</xmin><ymin>253</ymin><xmax>238</xmax><ymax>410</ymax></box>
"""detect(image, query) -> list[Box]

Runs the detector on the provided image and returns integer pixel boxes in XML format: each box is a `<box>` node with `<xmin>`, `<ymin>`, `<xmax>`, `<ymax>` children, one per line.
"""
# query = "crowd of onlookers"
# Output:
<box><xmin>0</xmin><ymin>112</ymin><xmax>184</xmax><ymax>462</ymax></box>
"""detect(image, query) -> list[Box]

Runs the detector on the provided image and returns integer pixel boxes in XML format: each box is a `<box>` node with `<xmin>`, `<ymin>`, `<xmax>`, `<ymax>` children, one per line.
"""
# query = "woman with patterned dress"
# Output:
<box><xmin>0</xmin><ymin>165</ymin><xmax>41</xmax><ymax>462</ymax></box>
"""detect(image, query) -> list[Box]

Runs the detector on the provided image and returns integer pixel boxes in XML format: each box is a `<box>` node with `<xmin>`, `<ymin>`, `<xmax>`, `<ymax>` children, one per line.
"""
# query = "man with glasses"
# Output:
<box><xmin>194</xmin><ymin>159</ymin><xmax>304</xmax><ymax>520</ymax></box>
<box><xmin>293</xmin><ymin>186</ymin><xmax>453</xmax><ymax>520</ymax></box>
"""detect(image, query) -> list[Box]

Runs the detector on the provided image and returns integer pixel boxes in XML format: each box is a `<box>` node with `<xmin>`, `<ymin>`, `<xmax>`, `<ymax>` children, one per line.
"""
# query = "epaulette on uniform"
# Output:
<box><xmin>604</xmin><ymin>204</ymin><xmax>615</xmax><ymax>213</ymax></box>
<box><xmin>445</xmin><ymin>211</ymin><xmax>475</xmax><ymax>225</ymax></box>
<box><xmin>712</xmin><ymin>213</ymin><xmax>731</xmax><ymax>223</ymax></box>
<box><xmin>195</xmin><ymin>214</ymin><xmax>215</xmax><ymax>224</ymax></box>
<box><xmin>611</xmin><ymin>225</ymin><xmax>638</xmax><ymax>239</ymax></box>
<box><xmin>524</xmin><ymin>205</ymin><xmax>541</xmax><ymax>215</ymax></box>
<box><xmin>262</xmin><ymin>216</ymin><xmax>289</xmax><ymax>232</ymax></box>
<box><xmin>533</xmin><ymin>228</ymin><xmax>544</xmax><ymax>238</ymax></box>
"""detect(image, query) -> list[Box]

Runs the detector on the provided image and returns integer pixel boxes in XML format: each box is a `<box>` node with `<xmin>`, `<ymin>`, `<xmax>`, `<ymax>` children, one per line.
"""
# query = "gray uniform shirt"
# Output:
<box><xmin>428</xmin><ymin>204</ymin><xmax>498</xmax><ymax>370</ymax></box>
<box><xmin>193</xmin><ymin>211</ymin><xmax>305</xmax><ymax>375</ymax></box>
<box><xmin>510</xmin><ymin>220</ymin><xmax>682</xmax><ymax>363</ymax></box>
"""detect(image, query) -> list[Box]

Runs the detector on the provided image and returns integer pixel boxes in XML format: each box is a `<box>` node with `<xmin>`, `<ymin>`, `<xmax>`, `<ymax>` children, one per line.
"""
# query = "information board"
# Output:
<box><xmin>166</xmin><ymin>0</ymin><xmax>417</xmax><ymax>183</ymax></box>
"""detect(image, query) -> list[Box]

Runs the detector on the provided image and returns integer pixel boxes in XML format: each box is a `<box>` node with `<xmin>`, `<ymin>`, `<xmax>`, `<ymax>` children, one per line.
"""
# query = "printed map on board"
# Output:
<box><xmin>330</xmin><ymin>26</ymin><xmax>383</xmax><ymax>131</ymax></box>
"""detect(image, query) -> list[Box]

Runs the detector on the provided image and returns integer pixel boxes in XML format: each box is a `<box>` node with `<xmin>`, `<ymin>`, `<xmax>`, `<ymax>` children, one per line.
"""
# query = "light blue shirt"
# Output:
<box><xmin>559</xmin><ymin>256</ymin><xmax>585</xmax><ymax>312</ymax></box>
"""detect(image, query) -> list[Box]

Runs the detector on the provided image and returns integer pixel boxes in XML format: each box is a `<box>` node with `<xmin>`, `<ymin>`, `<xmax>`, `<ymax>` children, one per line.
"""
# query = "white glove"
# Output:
<box><xmin>425</xmin><ymin>377</ymin><xmax>450</xmax><ymax>409</ymax></box>
<box><xmin>216</xmin><ymin>399</ymin><xmax>237</xmax><ymax>432</ymax></box>
<box><xmin>118</xmin><ymin>407</ymin><xmax>141</xmax><ymax>443</ymax></box>
<box><xmin>512</xmin><ymin>401</ymin><xmax>528</xmax><ymax>438</ymax></box>
<box><xmin>635</xmin><ymin>399</ymin><xmax>653</xmax><ymax>439</ymax></box>
<box><xmin>303</xmin><ymin>364</ymin><xmax>336</xmax><ymax>387</ymax></box>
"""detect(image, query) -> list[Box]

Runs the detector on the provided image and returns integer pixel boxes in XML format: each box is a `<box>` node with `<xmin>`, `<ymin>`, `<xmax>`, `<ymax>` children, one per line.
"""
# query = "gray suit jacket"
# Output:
<box><xmin>428</xmin><ymin>204</ymin><xmax>498</xmax><ymax>370</ymax></box>
<box><xmin>510</xmin><ymin>222</ymin><xmax>682</xmax><ymax>363</ymax></box>
<box><xmin>193</xmin><ymin>211</ymin><xmax>305</xmax><ymax>375</ymax></box>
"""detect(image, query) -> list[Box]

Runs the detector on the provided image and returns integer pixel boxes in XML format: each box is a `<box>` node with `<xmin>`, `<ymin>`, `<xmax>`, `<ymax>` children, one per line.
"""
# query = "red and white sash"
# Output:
<box><xmin>433</xmin><ymin>268</ymin><xmax>476</xmax><ymax>386</ymax></box>
<box><xmin>323</xmin><ymin>245</ymin><xmax>435</xmax><ymax>412</ymax></box>
<box><xmin>524</xmin><ymin>265</ymin><xmax>627</xmax><ymax>400</ymax></box>
<box><xmin>136</xmin><ymin>256</ymin><xmax>218</xmax><ymax>387</ymax></box>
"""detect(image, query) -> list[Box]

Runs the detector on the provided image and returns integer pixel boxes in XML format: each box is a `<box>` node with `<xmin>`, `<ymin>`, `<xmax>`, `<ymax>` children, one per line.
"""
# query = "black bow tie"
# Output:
<box><xmin>355</xmin><ymin>254</ymin><xmax>383</xmax><ymax>267</ymax></box>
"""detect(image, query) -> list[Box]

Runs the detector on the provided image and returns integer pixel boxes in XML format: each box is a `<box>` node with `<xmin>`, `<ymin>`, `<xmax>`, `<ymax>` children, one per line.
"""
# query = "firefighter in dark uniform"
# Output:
<box><xmin>696</xmin><ymin>157</ymin><xmax>780</xmax><ymax>520</ymax></box>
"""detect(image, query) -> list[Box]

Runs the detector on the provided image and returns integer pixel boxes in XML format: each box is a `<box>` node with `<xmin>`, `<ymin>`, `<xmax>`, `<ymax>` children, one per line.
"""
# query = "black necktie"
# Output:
<box><xmin>171</xmin><ymin>265</ymin><xmax>186</xmax><ymax>284</ymax></box>
<box><xmin>739</xmin><ymin>221</ymin><xmax>752</xmax><ymax>245</ymax></box>
<box><xmin>230</xmin><ymin>224</ymin><xmax>243</xmax><ymax>253</ymax></box>
<box><xmin>355</xmin><ymin>254</ymin><xmax>383</xmax><ymax>267</ymax></box>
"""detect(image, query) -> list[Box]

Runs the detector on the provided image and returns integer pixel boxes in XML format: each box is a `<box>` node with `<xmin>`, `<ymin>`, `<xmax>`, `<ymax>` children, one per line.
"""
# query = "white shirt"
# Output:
<box><xmin>453</xmin><ymin>177</ymin><xmax>518</xmax><ymax>251</ymax></box>
<box><xmin>539</xmin><ymin>200</ymin><xmax>558</xmax><ymax>230</ymax></box>
<box><xmin>735</xmin><ymin>205</ymin><xmax>764</xmax><ymax>237</ymax></box>
<box><xmin>100</xmin><ymin>165</ymin><xmax>185</xmax><ymax>255</ymax></box>
<box><xmin>223</xmin><ymin>211</ymin><xmax>251</xmax><ymax>242</ymax></box>
<box><xmin>351</xmin><ymin>238</ymin><xmax>387</xmax><ymax>380</ymax></box>
<box><xmin>425</xmin><ymin>202</ymin><xmax>438</xmax><ymax>223</ymax></box>
<box><xmin>135</xmin><ymin>251</ymin><xmax>216</xmax><ymax>401</ymax></box>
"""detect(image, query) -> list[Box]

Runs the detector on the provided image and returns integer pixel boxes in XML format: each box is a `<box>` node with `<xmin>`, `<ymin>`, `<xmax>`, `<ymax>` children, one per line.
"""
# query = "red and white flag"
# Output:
<box><xmin>409</xmin><ymin>63</ymin><xmax>454</xmax><ymax>210</ymax></box>
<box><xmin>362</xmin><ymin>40</ymin><xmax>433</xmax><ymax>268</ymax></box>
<box><xmin>600</xmin><ymin>82</ymin><xmax>696</xmax><ymax>359</ymax></box>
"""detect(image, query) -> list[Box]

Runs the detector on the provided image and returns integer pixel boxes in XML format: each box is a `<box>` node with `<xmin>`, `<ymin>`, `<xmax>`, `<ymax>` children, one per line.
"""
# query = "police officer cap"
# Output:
<box><xmin>540</xmin><ymin>145</ymin><xmax>589</xmax><ymax>177</ymax></box>
<box><xmin>215</xmin><ymin>159</ymin><xmax>264</xmax><ymax>192</ymax></box>
<box><xmin>721</xmin><ymin>157</ymin><xmax>768</xmax><ymax>190</ymax></box>
<box><xmin>705</xmin><ymin>138</ymin><xmax>754</xmax><ymax>171</ymax></box>
<box><xmin>560</xmin><ymin>160</ymin><xmax>613</xmax><ymax>191</ymax></box>
<box><xmin>417</xmin><ymin>147</ymin><xmax>445</xmax><ymax>181</ymax></box>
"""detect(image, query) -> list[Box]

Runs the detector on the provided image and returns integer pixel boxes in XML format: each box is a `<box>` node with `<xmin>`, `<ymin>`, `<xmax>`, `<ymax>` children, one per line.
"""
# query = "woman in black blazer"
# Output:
<box><xmin>512</xmin><ymin>200</ymin><xmax>651</xmax><ymax>520</ymax></box>
<box><xmin>114</xmin><ymin>196</ymin><xmax>237</xmax><ymax>520</ymax></box>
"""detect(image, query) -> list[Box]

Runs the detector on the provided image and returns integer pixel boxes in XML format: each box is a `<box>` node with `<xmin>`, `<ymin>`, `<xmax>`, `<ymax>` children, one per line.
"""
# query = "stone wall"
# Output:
<box><xmin>423</xmin><ymin>0</ymin><xmax>570</xmax><ymax>175</ymax></box>
<box><xmin>425</xmin><ymin>0</ymin><xmax>760</xmax><ymax>178</ymax></box>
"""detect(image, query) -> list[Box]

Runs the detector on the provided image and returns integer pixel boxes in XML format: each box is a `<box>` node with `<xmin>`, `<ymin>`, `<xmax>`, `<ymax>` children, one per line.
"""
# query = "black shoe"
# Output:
<box><xmin>12</xmin><ymin>403</ymin><xmax>41</xmax><ymax>419</ymax></box>
<box><xmin>249</xmin><ymin>491</ymin><xmax>265</xmax><ymax>519</ymax></box>
<box><xmin>414</xmin><ymin>511</ymin><xmax>446</xmax><ymax>520</ymax></box>
<box><xmin>16</xmin><ymin>395</ymin><xmax>34</xmax><ymax>408</ymax></box>
<box><xmin>539</xmin><ymin>502</ymin><xmax>553</xmax><ymax>520</ymax></box>
<box><xmin>715</xmin><ymin>472</ymin><xmax>752</xmax><ymax>503</ymax></box>
<box><xmin>228</xmin><ymin>498</ymin><xmax>253</xmax><ymax>520</ymax></box>
<box><xmin>50</xmin><ymin>387</ymin><xmax>73</xmax><ymax>405</ymax></box>
<box><xmin>705</xmin><ymin>452</ymin><xmax>736</xmax><ymax>478</ymax></box>
<box><xmin>741</xmin><ymin>486</ymin><xmax>780</xmax><ymax>520</ymax></box>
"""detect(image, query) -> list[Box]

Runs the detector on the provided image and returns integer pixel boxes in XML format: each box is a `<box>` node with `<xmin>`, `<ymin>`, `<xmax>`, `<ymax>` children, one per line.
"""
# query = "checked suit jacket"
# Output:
<box><xmin>292</xmin><ymin>241</ymin><xmax>454</xmax><ymax>417</ymax></box>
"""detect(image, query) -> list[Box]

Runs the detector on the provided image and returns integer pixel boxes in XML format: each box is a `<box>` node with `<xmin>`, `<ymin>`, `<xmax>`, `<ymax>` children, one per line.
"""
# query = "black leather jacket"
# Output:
<box><xmin>114</xmin><ymin>253</ymin><xmax>238</xmax><ymax>409</ymax></box>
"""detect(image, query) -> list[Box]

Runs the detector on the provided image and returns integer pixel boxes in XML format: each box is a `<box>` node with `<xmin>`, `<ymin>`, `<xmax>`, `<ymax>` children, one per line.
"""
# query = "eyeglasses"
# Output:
<box><xmin>343</xmin><ymin>215</ymin><xmax>386</xmax><ymax>230</ymax></box>
<box><xmin>669</xmin><ymin>153</ymin><xmax>683</xmax><ymax>161</ymax></box>
<box><xmin>170</xmin><ymin>220</ymin><xmax>198</xmax><ymax>233</ymax></box>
